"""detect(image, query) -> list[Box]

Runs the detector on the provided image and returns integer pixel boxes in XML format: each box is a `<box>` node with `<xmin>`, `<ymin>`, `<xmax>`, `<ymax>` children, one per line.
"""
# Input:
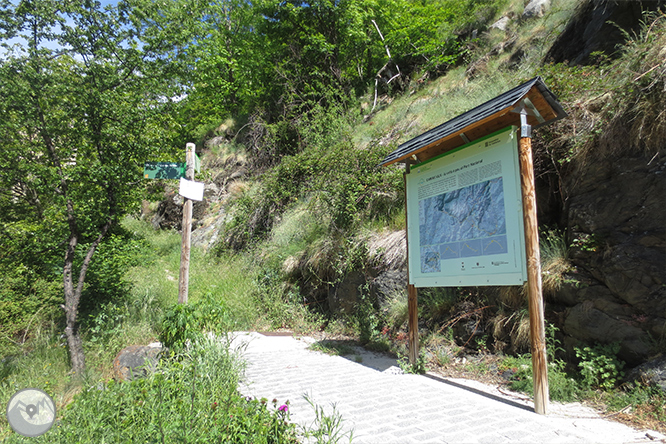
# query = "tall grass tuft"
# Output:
<box><xmin>540</xmin><ymin>229</ymin><xmax>572</xmax><ymax>298</ymax></box>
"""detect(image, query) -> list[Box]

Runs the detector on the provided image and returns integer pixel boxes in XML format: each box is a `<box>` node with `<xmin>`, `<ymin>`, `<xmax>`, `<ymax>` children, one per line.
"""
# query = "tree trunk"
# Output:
<box><xmin>62</xmin><ymin>217</ymin><xmax>113</xmax><ymax>375</ymax></box>
<box><xmin>64</xmin><ymin>321</ymin><xmax>86</xmax><ymax>375</ymax></box>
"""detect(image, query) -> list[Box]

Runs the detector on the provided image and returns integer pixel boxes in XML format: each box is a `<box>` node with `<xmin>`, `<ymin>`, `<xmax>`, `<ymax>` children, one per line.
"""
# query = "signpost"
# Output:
<box><xmin>143</xmin><ymin>144</ymin><xmax>203</xmax><ymax>306</ymax></box>
<box><xmin>178</xmin><ymin>143</ymin><xmax>196</xmax><ymax>305</ymax></box>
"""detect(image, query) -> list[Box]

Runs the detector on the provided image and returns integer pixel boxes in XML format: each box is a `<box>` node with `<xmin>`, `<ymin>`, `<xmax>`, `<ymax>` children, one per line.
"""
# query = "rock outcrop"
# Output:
<box><xmin>544</xmin><ymin>0</ymin><xmax>665</xmax><ymax>65</ymax></box>
<box><xmin>113</xmin><ymin>343</ymin><xmax>163</xmax><ymax>381</ymax></box>
<box><xmin>627</xmin><ymin>354</ymin><xmax>666</xmax><ymax>393</ymax></box>
<box><xmin>558</xmin><ymin>149</ymin><xmax>665</xmax><ymax>365</ymax></box>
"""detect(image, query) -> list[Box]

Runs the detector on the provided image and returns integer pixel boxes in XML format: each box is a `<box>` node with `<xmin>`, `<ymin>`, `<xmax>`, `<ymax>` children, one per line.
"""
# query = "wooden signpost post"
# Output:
<box><xmin>178</xmin><ymin>143</ymin><xmax>196</xmax><ymax>305</ymax></box>
<box><xmin>380</xmin><ymin>77</ymin><xmax>566</xmax><ymax>415</ymax></box>
<box><xmin>143</xmin><ymin>143</ymin><xmax>201</xmax><ymax>306</ymax></box>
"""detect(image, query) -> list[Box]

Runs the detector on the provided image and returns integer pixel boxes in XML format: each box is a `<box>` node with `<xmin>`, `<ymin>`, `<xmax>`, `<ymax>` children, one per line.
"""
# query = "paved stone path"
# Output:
<box><xmin>232</xmin><ymin>332</ymin><xmax>665</xmax><ymax>444</ymax></box>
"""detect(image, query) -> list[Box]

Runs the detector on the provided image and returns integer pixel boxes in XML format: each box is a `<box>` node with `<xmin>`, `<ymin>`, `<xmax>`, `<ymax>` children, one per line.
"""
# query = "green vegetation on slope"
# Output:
<box><xmin>2</xmin><ymin>0</ymin><xmax>666</xmax><ymax>438</ymax></box>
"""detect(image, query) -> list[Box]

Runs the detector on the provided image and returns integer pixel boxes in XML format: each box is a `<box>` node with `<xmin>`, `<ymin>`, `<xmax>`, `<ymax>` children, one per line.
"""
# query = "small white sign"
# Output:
<box><xmin>179</xmin><ymin>178</ymin><xmax>204</xmax><ymax>201</ymax></box>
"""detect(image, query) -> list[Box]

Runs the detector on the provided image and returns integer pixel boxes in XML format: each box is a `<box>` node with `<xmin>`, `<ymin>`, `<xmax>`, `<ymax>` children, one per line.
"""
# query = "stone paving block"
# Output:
<box><xmin>412</xmin><ymin>430</ymin><xmax>444</xmax><ymax>442</ymax></box>
<box><xmin>392</xmin><ymin>427</ymin><xmax>427</xmax><ymax>439</ymax></box>
<box><xmin>397</xmin><ymin>419</ymin><xmax>425</xmax><ymax>428</ymax></box>
<box><xmin>234</xmin><ymin>333</ymin><xmax>659</xmax><ymax>444</ymax></box>
<box><xmin>419</xmin><ymin>413</ymin><xmax>446</xmax><ymax>422</ymax></box>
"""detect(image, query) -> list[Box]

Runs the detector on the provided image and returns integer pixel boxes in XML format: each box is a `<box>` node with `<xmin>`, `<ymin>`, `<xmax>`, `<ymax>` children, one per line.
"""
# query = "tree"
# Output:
<box><xmin>0</xmin><ymin>0</ymin><xmax>181</xmax><ymax>373</ymax></box>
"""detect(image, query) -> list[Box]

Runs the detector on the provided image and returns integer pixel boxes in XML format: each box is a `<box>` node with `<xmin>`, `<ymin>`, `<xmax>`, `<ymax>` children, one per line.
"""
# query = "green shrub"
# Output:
<box><xmin>79</xmin><ymin>232</ymin><xmax>152</xmax><ymax>315</ymax></box>
<box><xmin>354</xmin><ymin>289</ymin><xmax>381</xmax><ymax>345</ymax></box>
<box><xmin>574</xmin><ymin>342</ymin><xmax>625</xmax><ymax>390</ymax></box>
<box><xmin>0</xmin><ymin>265</ymin><xmax>61</xmax><ymax>356</ymax></box>
<box><xmin>397</xmin><ymin>350</ymin><xmax>427</xmax><ymax>375</ymax></box>
<box><xmin>31</xmin><ymin>337</ymin><xmax>299</xmax><ymax>444</ymax></box>
<box><xmin>502</xmin><ymin>354</ymin><xmax>580</xmax><ymax>403</ymax></box>
<box><xmin>159</xmin><ymin>294</ymin><xmax>233</xmax><ymax>352</ymax></box>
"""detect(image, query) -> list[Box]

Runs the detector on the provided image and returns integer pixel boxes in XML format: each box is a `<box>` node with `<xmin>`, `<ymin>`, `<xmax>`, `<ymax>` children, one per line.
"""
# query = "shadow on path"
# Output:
<box><xmin>425</xmin><ymin>372</ymin><xmax>535</xmax><ymax>413</ymax></box>
<box><xmin>310</xmin><ymin>338</ymin><xmax>534</xmax><ymax>413</ymax></box>
<box><xmin>308</xmin><ymin>339</ymin><xmax>401</xmax><ymax>373</ymax></box>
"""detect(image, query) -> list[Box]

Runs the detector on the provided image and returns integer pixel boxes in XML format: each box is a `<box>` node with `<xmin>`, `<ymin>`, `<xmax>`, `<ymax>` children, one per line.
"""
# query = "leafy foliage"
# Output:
<box><xmin>28</xmin><ymin>337</ymin><xmax>298</xmax><ymax>444</ymax></box>
<box><xmin>159</xmin><ymin>294</ymin><xmax>233</xmax><ymax>352</ymax></box>
<box><xmin>0</xmin><ymin>0</ymin><xmax>184</xmax><ymax>371</ymax></box>
<box><xmin>0</xmin><ymin>266</ymin><xmax>61</xmax><ymax>355</ymax></box>
<box><xmin>575</xmin><ymin>342</ymin><xmax>626</xmax><ymax>390</ymax></box>
<box><xmin>220</xmin><ymin>112</ymin><xmax>403</xmax><ymax>252</ymax></box>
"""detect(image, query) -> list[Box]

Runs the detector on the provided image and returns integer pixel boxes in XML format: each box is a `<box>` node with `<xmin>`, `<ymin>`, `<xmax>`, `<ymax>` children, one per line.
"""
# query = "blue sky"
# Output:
<box><xmin>1</xmin><ymin>0</ymin><xmax>133</xmax><ymax>56</ymax></box>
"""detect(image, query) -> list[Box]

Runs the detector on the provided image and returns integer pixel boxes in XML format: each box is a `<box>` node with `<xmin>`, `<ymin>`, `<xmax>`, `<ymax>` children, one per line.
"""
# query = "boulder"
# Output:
<box><xmin>544</xmin><ymin>0</ymin><xmax>665</xmax><ymax>65</ymax></box>
<box><xmin>522</xmin><ymin>0</ymin><xmax>551</xmax><ymax>19</ymax></box>
<box><xmin>191</xmin><ymin>216</ymin><xmax>226</xmax><ymax>251</ymax></box>
<box><xmin>626</xmin><ymin>354</ymin><xmax>666</xmax><ymax>393</ymax></box>
<box><xmin>113</xmin><ymin>343</ymin><xmax>163</xmax><ymax>381</ymax></box>
<box><xmin>489</xmin><ymin>16</ymin><xmax>510</xmax><ymax>31</ymax></box>
<box><xmin>563</xmin><ymin>303</ymin><xmax>652</xmax><ymax>365</ymax></box>
<box><xmin>328</xmin><ymin>271</ymin><xmax>366</xmax><ymax>314</ymax></box>
<box><xmin>370</xmin><ymin>269</ymin><xmax>407</xmax><ymax>310</ymax></box>
<box><xmin>151</xmin><ymin>193</ymin><xmax>182</xmax><ymax>230</ymax></box>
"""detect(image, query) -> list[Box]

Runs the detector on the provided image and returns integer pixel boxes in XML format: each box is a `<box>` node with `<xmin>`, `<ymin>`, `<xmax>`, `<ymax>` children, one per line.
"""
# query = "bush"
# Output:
<box><xmin>34</xmin><ymin>337</ymin><xmax>298</xmax><ymax>444</ymax></box>
<box><xmin>159</xmin><ymin>294</ymin><xmax>234</xmax><ymax>352</ymax></box>
<box><xmin>0</xmin><ymin>265</ymin><xmax>61</xmax><ymax>356</ymax></box>
<box><xmin>574</xmin><ymin>342</ymin><xmax>625</xmax><ymax>390</ymax></box>
<box><xmin>79</xmin><ymin>231</ymin><xmax>152</xmax><ymax>315</ymax></box>
<box><xmin>501</xmin><ymin>354</ymin><xmax>580</xmax><ymax>403</ymax></box>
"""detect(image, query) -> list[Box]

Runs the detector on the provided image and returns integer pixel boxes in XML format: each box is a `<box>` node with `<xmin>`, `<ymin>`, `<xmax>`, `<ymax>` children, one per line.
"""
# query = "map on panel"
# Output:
<box><xmin>418</xmin><ymin>177</ymin><xmax>507</xmax><ymax>273</ymax></box>
<box><xmin>406</xmin><ymin>126</ymin><xmax>526</xmax><ymax>287</ymax></box>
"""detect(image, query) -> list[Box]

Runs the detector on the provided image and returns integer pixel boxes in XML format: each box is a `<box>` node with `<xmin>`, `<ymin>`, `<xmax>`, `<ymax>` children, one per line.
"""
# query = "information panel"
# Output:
<box><xmin>406</xmin><ymin>126</ymin><xmax>526</xmax><ymax>287</ymax></box>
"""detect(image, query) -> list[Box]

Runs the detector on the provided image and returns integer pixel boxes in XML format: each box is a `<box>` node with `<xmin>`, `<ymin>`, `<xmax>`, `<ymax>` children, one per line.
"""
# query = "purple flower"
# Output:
<box><xmin>278</xmin><ymin>404</ymin><xmax>288</xmax><ymax>413</ymax></box>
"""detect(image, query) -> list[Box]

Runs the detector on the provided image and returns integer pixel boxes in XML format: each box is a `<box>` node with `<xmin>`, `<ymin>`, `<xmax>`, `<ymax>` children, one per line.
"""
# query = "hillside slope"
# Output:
<box><xmin>152</xmin><ymin>0</ymin><xmax>665</xmax><ymax>367</ymax></box>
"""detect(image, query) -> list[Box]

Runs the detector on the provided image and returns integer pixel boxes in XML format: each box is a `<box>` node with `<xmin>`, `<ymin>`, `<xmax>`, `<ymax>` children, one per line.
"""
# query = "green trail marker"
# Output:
<box><xmin>143</xmin><ymin>162</ymin><xmax>185</xmax><ymax>179</ymax></box>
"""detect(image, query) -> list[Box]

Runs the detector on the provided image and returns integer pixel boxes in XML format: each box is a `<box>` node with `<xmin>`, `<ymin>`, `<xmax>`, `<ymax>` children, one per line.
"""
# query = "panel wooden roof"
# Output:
<box><xmin>380</xmin><ymin>76</ymin><xmax>566</xmax><ymax>167</ymax></box>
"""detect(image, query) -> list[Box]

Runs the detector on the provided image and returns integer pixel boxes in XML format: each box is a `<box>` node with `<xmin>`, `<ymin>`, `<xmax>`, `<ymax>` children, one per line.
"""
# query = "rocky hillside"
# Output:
<box><xmin>147</xmin><ymin>0</ymin><xmax>665</xmax><ymax>368</ymax></box>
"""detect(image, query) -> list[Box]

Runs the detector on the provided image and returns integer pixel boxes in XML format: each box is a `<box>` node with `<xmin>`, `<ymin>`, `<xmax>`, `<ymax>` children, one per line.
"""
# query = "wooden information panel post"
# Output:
<box><xmin>403</xmin><ymin>163</ymin><xmax>420</xmax><ymax>364</ymax></box>
<box><xmin>380</xmin><ymin>77</ymin><xmax>566</xmax><ymax>415</ymax></box>
<box><xmin>518</xmin><ymin>110</ymin><xmax>549</xmax><ymax>414</ymax></box>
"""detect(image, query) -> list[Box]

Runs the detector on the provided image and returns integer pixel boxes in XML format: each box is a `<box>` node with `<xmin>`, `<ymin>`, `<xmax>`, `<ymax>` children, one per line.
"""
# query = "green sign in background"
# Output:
<box><xmin>144</xmin><ymin>162</ymin><xmax>185</xmax><ymax>179</ymax></box>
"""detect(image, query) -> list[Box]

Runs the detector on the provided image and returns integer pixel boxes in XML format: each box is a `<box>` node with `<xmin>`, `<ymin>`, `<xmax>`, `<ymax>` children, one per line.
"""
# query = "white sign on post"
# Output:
<box><xmin>179</xmin><ymin>178</ymin><xmax>204</xmax><ymax>201</ymax></box>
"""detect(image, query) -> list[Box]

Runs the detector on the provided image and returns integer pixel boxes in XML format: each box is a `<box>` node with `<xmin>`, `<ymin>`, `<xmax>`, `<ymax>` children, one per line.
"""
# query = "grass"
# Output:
<box><xmin>123</xmin><ymin>217</ymin><xmax>260</xmax><ymax>329</ymax></box>
<box><xmin>0</xmin><ymin>217</ymin><xmax>348</xmax><ymax>441</ymax></box>
<box><xmin>0</xmin><ymin>325</ymin><xmax>78</xmax><ymax>438</ymax></box>
<box><xmin>308</xmin><ymin>340</ymin><xmax>357</xmax><ymax>357</ymax></box>
<box><xmin>2</xmin><ymin>336</ymin><xmax>300</xmax><ymax>443</ymax></box>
